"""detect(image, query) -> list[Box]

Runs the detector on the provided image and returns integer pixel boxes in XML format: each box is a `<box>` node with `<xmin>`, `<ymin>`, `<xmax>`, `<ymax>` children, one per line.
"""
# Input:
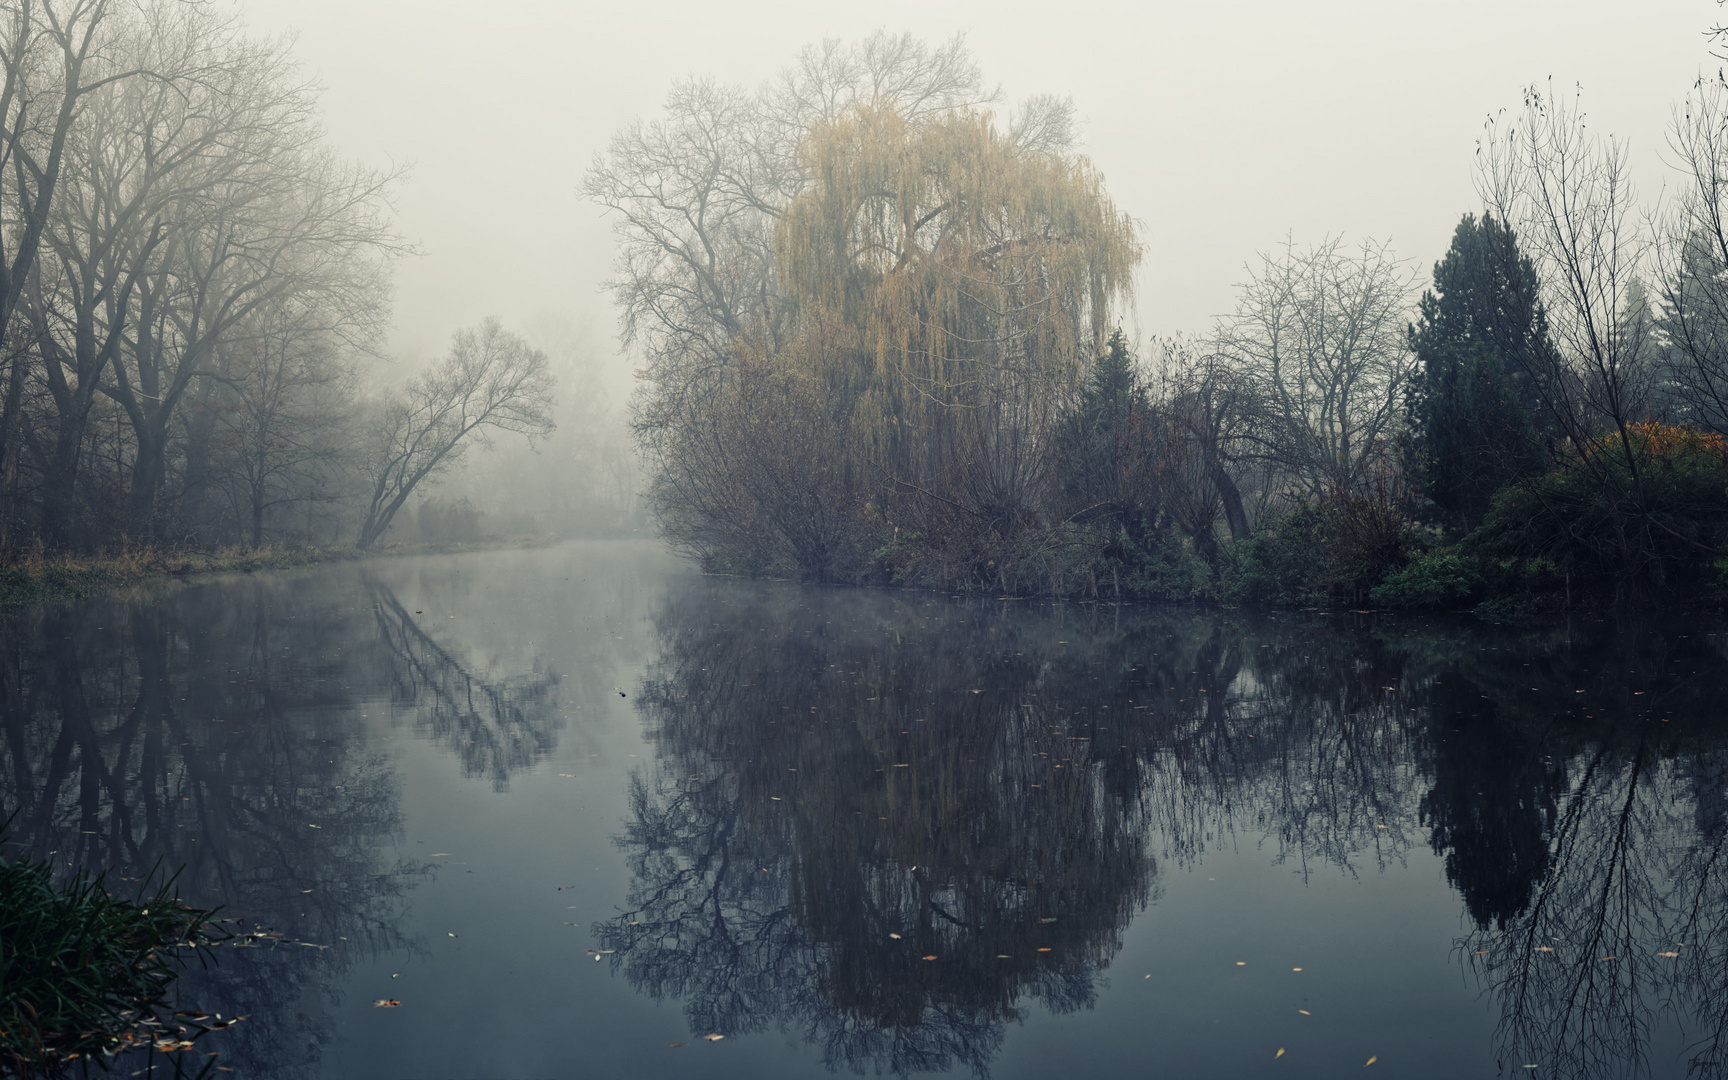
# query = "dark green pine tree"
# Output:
<box><xmin>1407</xmin><ymin>213</ymin><xmax>1555</xmax><ymax>527</ymax></box>
<box><xmin>1056</xmin><ymin>329</ymin><xmax>1161</xmax><ymax>536</ymax></box>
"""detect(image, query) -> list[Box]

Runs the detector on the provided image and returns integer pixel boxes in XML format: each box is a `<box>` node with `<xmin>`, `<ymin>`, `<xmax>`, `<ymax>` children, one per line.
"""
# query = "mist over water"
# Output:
<box><xmin>3</xmin><ymin>543</ymin><xmax>1725</xmax><ymax>1078</ymax></box>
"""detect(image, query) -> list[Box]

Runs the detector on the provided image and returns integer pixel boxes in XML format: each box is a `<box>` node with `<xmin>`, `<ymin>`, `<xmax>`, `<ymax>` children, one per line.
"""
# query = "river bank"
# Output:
<box><xmin>0</xmin><ymin>539</ymin><xmax>553</xmax><ymax>613</ymax></box>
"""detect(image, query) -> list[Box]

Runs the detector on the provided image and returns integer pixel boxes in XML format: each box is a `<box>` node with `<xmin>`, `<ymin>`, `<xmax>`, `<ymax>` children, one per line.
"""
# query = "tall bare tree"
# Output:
<box><xmin>0</xmin><ymin>0</ymin><xmax>150</xmax><ymax>340</ymax></box>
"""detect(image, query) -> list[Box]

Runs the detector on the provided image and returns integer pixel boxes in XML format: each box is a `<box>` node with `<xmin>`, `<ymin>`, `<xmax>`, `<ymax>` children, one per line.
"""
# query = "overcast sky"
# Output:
<box><xmin>235</xmin><ymin>0</ymin><xmax>1718</xmax><ymax>387</ymax></box>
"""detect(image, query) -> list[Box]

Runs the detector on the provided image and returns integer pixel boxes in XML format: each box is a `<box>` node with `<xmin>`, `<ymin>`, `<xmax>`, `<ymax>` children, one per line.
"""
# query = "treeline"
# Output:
<box><xmin>0</xmin><ymin>0</ymin><xmax>568</xmax><ymax>557</ymax></box>
<box><xmin>592</xmin><ymin>36</ymin><xmax>1728</xmax><ymax>614</ymax></box>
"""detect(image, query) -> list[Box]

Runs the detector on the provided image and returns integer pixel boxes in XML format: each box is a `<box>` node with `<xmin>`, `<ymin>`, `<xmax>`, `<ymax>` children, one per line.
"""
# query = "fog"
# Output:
<box><xmin>240</xmin><ymin>0</ymin><xmax>1710</xmax><ymax>362</ymax></box>
<box><xmin>3</xmin><ymin>0</ymin><xmax>1723</xmax><ymax>575</ymax></box>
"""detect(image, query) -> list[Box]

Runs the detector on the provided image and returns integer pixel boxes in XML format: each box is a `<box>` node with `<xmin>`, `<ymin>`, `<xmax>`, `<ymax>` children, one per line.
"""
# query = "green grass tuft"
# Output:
<box><xmin>0</xmin><ymin>841</ymin><xmax>227</xmax><ymax>1078</ymax></box>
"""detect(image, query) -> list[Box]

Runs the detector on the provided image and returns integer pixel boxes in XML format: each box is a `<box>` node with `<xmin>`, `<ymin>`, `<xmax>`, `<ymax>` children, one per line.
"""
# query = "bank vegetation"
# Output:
<box><xmin>591</xmin><ymin>36</ymin><xmax>1728</xmax><ymax>617</ymax></box>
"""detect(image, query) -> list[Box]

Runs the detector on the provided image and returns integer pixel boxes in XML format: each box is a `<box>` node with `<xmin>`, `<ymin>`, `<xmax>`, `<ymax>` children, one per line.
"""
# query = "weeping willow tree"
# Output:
<box><xmin>655</xmin><ymin>104</ymin><xmax>1140</xmax><ymax>584</ymax></box>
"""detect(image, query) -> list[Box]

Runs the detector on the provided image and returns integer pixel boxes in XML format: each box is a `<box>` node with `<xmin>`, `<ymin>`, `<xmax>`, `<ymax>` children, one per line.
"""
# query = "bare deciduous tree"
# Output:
<box><xmin>1478</xmin><ymin>82</ymin><xmax>1655</xmax><ymax>462</ymax></box>
<box><xmin>1215</xmin><ymin>235</ymin><xmax>1416</xmax><ymax>500</ymax></box>
<box><xmin>356</xmin><ymin>318</ymin><xmax>554</xmax><ymax>549</ymax></box>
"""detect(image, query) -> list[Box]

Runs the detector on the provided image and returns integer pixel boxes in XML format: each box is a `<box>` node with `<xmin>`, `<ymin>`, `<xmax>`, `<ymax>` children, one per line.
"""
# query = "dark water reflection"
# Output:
<box><xmin>607</xmin><ymin>584</ymin><xmax>1728</xmax><ymax>1078</ymax></box>
<box><xmin>0</xmin><ymin>545</ymin><xmax>1725</xmax><ymax>1079</ymax></box>
<box><xmin>0</xmin><ymin>562</ymin><xmax>564</xmax><ymax>1077</ymax></box>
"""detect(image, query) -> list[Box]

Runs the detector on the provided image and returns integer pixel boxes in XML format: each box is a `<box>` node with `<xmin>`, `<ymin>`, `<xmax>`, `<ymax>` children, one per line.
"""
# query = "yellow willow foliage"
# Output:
<box><xmin>775</xmin><ymin>106</ymin><xmax>1140</xmax><ymax>451</ymax></box>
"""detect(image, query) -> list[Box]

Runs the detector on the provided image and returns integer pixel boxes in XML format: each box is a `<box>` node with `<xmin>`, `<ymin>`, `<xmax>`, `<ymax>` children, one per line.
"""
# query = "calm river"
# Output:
<box><xmin>3</xmin><ymin>542</ymin><xmax>1725</xmax><ymax>1079</ymax></box>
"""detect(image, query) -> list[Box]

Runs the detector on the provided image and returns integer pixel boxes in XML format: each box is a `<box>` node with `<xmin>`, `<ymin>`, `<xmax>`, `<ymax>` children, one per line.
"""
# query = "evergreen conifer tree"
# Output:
<box><xmin>1407</xmin><ymin>214</ymin><xmax>1554</xmax><ymax>526</ymax></box>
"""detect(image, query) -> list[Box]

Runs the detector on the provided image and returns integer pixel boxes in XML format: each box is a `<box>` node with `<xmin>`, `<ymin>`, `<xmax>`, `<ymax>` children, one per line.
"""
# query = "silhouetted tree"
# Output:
<box><xmin>1406</xmin><ymin>213</ymin><xmax>1554</xmax><ymax>527</ymax></box>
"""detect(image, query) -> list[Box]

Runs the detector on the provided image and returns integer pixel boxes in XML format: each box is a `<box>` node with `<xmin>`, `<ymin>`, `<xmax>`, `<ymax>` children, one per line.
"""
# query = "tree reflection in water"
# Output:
<box><xmin>0</xmin><ymin>570</ymin><xmax>563</xmax><ymax>1079</ymax></box>
<box><xmin>1424</xmin><ymin>624</ymin><xmax>1728</xmax><ymax>1079</ymax></box>
<box><xmin>608</xmin><ymin>581</ymin><xmax>1728</xmax><ymax>1078</ymax></box>
<box><xmin>367</xmin><ymin>578</ymin><xmax>560</xmax><ymax>790</ymax></box>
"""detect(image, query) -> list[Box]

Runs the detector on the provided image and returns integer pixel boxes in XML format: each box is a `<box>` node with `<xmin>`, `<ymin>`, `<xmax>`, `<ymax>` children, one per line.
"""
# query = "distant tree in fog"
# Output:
<box><xmin>1216</xmin><ymin>235</ymin><xmax>1416</xmax><ymax>500</ymax></box>
<box><xmin>208</xmin><ymin>300</ymin><xmax>356</xmax><ymax>549</ymax></box>
<box><xmin>581</xmin><ymin>32</ymin><xmax>1070</xmax><ymax>451</ymax></box>
<box><xmin>355</xmin><ymin>318</ymin><xmax>554</xmax><ymax>549</ymax></box>
<box><xmin>0</xmin><ymin>0</ymin><xmax>402</xmax><ymax>554</ymax></box>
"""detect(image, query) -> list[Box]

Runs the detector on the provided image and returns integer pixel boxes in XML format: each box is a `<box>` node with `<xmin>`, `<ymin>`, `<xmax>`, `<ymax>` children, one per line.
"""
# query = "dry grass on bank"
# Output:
<box><xmin>0</xmin><ymin>538</ymin><xmax>550</xmax><ymax>612</ymax></box>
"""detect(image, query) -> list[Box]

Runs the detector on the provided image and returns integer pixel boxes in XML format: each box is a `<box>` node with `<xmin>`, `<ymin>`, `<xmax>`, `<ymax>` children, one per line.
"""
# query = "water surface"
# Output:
<box><xmin>3</xmin><ymin>542</ymin><xmax>1725</xmax><ymax>1079</ymax></box>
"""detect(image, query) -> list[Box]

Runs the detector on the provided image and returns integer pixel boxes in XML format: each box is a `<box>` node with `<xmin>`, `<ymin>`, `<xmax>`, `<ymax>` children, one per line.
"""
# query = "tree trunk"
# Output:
<box><xmin>0</xmin><ymin>350</ymin><xmax>26</xmax><ymax>548</ymax></box>
<box><xmin>41</xmin><ymin>409</ymin><xmax>90</xmax><ymax>550</ymax></box>
<box><xmin>1211</xmin><ymin>461</ymin><xmax>1250</xmax><ymax>540</ymax></box>
<box><xmin>128</xmin><ymin>422</ymin><xmax>167</xmax><ymax>544</ymax></box>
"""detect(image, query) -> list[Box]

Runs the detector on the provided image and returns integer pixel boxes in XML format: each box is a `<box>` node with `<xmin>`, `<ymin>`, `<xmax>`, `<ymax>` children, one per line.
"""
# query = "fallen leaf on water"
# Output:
<box><xmin>1040</xmin><ymin>917</ymin><xmax>1058</xmax><ymax>923</ymax></box>
<box><xmin>770</xmin><ymin>797</ymin><xmax>782</xmax><ymax>801</ymax></box>
<box><xmin>390</xmin><ymin>973</ymin><xmax>399</xmax><ymax>978</ymax></box>
<box><xmin>447</xmin><ymin>933</ymin><xmax>457</xmax><ymax>938</ymax></box>
<box><xmin>667</xmin><ymin>1042</ymin><xmax>683</xmax><ymax>1047</ymax></box>
<box><xmin>888</xmin><ymin>933</ymin><xmax>901</xmax><ymax>939</ymax></box>
<box><xmin>923</xmin><ymin>955</ymin><xmax>938</xmax><ymax>961</ymax></box>
<box><xmin>997</xmin><ymin>954</ymin><xmax>1011</xmax><ymax>958</ymax></box>
<box><xmin>1365</xmin><ymin>1057</ymin><xmax>1377</xmax><ymax>1067</ymax></box>
<box><xmin>430</xmin><ymin>853</ymin><xmax>453</xmax><ymax>857</ymax></box>
<box><xmin>1298</xmin><ymin>1010</ymin><xmax>1311</xmax><ymax>1016</ymax></box>
<box><xmin>1037</xmin><ymin>947</ymin><xmax>1052</xmax><ymax>952</ymax></box>
<box><xmin>1235</xmin><ymin>962</ymin><xmax>1246</xmax><ymax>966</ymax></box>
<box><xmin>1275</xmin><ymin>1048</ymin><xmax>1285</xmax><ymax>1058</ymax></box>
<box><xmin>705</xmin><ymin>1034</ymin><xmax>724</xmax><ymax>1042</ymax></box>
<box><xmin>1474</xmin><ymin>950</ymin><xmax>1490</xmax><ymax>955</ymax></box>
<box><xmin>1292</xmin><ymin>967</ymin><xmax>1302</xmax><ymax>972</ymax></box>
<box><xmin>372</xmin><ymin>999</ymin><xmax>400</xmax><ymax>1008</ymax></box>
<box><xmin>585</xmin><ymin>949</ymin><xmax>617</xmax><ymax>955</ymax></box>
<box><xmin>893</xmin><ymin>764</ymin><xmax>910</xmax><ymax>768</ymax></box>
<box><xmin>1658</xmin><ymin>951</ymin><xmax>1680</xmax><ymax>957</ymax></box>
<box><xmin>1534</xmin><ymin>946</ymin><xmax>1553</xmax><ymax>952</ymax></box>
<box><xmin>1599</xmin><ymin>955</ymin><xmax>1619</xmax><ymax>961</ymax></box>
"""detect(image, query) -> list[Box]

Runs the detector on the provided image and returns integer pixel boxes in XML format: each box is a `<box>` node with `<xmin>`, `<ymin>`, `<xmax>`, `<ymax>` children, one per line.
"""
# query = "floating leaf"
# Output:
<box><xmin>1534</xmin><ymin>946</ymin><xmax>1553</xmax><ymax>952</ymax></box>
<box><xmin>1365</xmin><ymin>1057</ymin><xmax>1377</xmax><ymax>1067</ymax></box>
<box><xmin>1036</xmin><ymin>947</ymin><xmax>1052</xmax><ymax>952</ymax></box>
<box><xmin>1275</xmin><ymin>1048</ymin><xmax>1285</xmax><ymax>1058</ymax></box>
<box><xmin>1298</xmin><ymin>1010</ymin><xmax>1311</xmax><ymax>1016</ymax></box>
<box><xmin>1658</xmin><ymin>951</ymin><xmax>1680</xmax><ymax>957</ymax></box>
<box><xmin>922</xmin><ymin>955</ymin><xmax>937</xmax><ymax>961</ymax></box>
<box><xmin>1235</xmin><ymin>961</ymin><xmax>1246</xmax><ymax>966</ymax></box>
<box><xmin>667</xmin><ymin>1042</ymin><xmax>683</xmax><ymax>1047</ymax></box>
<box><xmin>373</xmin><ymin>999</ymin><xmax>400</xmax><ymax>1008</ymax></box>
<box><xmin>888</xmin><ymin>933</ymin><xmax>901</xmax><ymax>939</ymax></box>
<box><xmin>1040</xmin><ymin>917</ymin><xmax>1058</xmax><ymax>923</ymax></box>
<box><xmin>1292</xmin><ymin>967</ymin><xmax>1303</xmax><ymax>972</ymax></box>
<box><xmin>705</xmin><ymin>1034</ymin><xmax>725</xmax><ymax>1042</ymax></box>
